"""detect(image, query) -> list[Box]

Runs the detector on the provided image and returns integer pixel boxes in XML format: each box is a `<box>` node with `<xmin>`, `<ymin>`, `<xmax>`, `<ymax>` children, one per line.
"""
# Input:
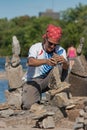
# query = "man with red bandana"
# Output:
<box><xmin>21</xmin><ymin>24</ymin><xmax>69</xmax><ymax>110</ymax></box>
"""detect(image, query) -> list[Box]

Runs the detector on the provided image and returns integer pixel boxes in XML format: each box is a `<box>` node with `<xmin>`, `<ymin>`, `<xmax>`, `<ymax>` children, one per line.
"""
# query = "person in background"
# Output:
<box><xmin>67</xmin><ymin>44</ymin><xmax>77</xmax><ymax>72</ymax></box>
<box><xmin>21</xmin><ymin>24</ymin><xmax>69</xmax><ymax>110</ymax></box>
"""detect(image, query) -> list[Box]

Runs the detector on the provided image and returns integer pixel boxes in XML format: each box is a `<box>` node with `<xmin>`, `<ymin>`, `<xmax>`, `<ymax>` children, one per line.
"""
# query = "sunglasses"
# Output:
<box><xmin>47</xmin><ymin>40</ymin><xmax>58</xmax><ymax>47</ymax></box>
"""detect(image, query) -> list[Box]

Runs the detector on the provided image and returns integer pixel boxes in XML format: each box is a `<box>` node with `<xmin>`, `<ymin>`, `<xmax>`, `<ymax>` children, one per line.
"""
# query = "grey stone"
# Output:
<box><xmin>0</xmin><ymin>121</ymin><xmax>7</xmax><ymax>128</ymax></box>
<box><xmin>74</xmin><ymin>123</ymin><xmax>84</xmax><ymax>130</ymax></box>
<box><xmin>49</xmin><ymin>82</ymin><xmax>70</xmax><ymax>96</ymax></box>
<box><xmin>12</xmin><ymin>35</ymin><xmax>21</xmax><ymax>56</ymax></box>
<box><xmin>6</xmin><ymin>65</ymin><xmax>24</xmax><ymax>89</ymax></box>
<box><xmin>84</xmin><ymin>106</ymin><xmax>87</xmax><ymax>113</ymax></box>
<box><xmin>42</xmin><ymin>116</ymin><xmax>55</xmax><ymax>129</ymax></box>
<box><xmin>11</xmin><ymin>54</ymin><xmax>20</xmax><ymax>67</ymax></box>
<box><xmin>48</xmin><ymin>66</ymin><xmax>61</xmax><ymax>89</ymax></box>
<box><xmin>0</xmin><ymin>109</ymin><xmax>14</xmax><ymax>118</ymax></box>
<box><xmin>79</xmin><ymin>109</ymin><xmax>85</xmax><ymax>117</ymax></box>
<box><xmin>84</xmin><ymin>119</ymin><xmax>87</xmax><ymax>125</ymax></box>
<box><xmin>83</xmin><ymin>113</ymin><xmax>87</xmax><ymax>119</ymax></box>
<box><xmin>76</xmin><ymin>117</ymin><xmax>84</xmax><ymax>123</ymax></box>
<box><xmin>51</xmin><ymin>92</ymin><xmax>70</xmax><ymax>108</ymax></box>
<box><xmin>5</xmin><ymin>89</ymin><xmax>22</xmax><ymax>109</ymax></box>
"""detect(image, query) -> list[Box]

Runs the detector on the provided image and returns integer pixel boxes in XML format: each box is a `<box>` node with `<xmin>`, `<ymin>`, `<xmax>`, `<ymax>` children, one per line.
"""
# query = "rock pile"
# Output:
<box><xmin>69</xmin><ymin>37</ymin><xmax>87</xmax><ymax>96</ymax></box>
<box><xmin>74</xmin><ymin>101</ymin><xmax>87</xmax><ymax>130</ymax></box>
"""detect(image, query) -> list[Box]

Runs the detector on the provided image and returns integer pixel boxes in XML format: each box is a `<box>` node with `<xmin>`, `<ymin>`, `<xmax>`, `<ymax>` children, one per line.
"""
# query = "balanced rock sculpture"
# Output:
<box><xmin>5</xmin><ymin>35</ymin><xmax>24</xmax><ymax>89</ymax></box>
<box><xmin>69</xmin><ymin>37</ymin><xmax>87</xmax><ymax>96</ymax></box>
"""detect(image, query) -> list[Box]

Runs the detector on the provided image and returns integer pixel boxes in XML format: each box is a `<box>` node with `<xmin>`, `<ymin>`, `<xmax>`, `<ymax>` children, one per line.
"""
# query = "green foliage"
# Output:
<box><xmin>0</xmin><ymin>3</ymin><xmax>87</xmax><ymax>56</ymax></box>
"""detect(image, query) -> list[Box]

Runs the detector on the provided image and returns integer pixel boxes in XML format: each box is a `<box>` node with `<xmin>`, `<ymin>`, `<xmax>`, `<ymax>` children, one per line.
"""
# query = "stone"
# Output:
<box><xmin>46</xmin><ymin>91</ymin><xmax>51</xmax><ymax>102</ymax></box>
<box><xmin>0</xmin><ymin>121</ymin><xmax>7</xmax><ymax>128</ymax></box>
<box><xmin>49</xmin><ymin>82</ymin><xmax>70</xmax><ymax>96</ymax></box>
<box><xmin>11</xmin><ymin>54</ymin><xmax>20</xmax><ymax>67</ymax></box>
<box><xmin>51</xmin><ymin>92</ymin><xmax>68</xmax><ymax>107</ymax></box>
<box><xmin>5</xmin><ymin>35</ymin><xmax>24</xmax><ymax>89</ymax></box>
<box><xmin>50</xmin><ymin>92</ymin><xmax>74</xmax><ymax>108</ymax></box>
<box><xmin>79</xmin><ymin>109</ymin><xmax>85</xmax><ymax>117</ymax></box>
<box><xmin>71</xmin><ymin>55</ymin><xmax>87</xmax><ymax>77</ymax></box>
<box><xmin>42</xmin><ymin>116</ymin><xmax>55</xmax><ymax>128</ymax></box>
<box><xmin>84</xmin><ymin>106</ymin><xmax>87</xmax><ymax>113</ymax></box>
<box><xmin>12</xmin><ymin>35</ymin><xmax>21</xmax><ymax>56</ymax></box>
<box><xmin>83</xmin><ymin>113</ymin><xmax>87</xmax><ymax>119</ymax></box>
<box><xmin>0</xmin><ymin>109</ymin><xmax>14</xmax><ymax>118</ymax></box>
<box><xmin>69</xmin><ymin>73</ymin><xmax>87</xmax><ymax>96</ymax></box>
<box><xmin>69</xmin><ymin>37</ymin><xmax>87</xmax><ymax>97</ymax></box>
<box><xmin>0</xmin><ymin>103</ymin><xmax>9</xmax><ymax>110</ymax></box>
<box><xmin>48</xmin><ymin>66</ymin><xmax>61</xmax><ymax>89</ymax></box>
<box><xmin>84</xmin><ymin>119</ymin><xmax>87</xmax><ymax>125</ymax></box>
<box><xmin>74</xmin><ymin>123</ymin><xmax>84</xmax><ymax>130</ymax></box>
<box><xmin>66</xmin><ymin>104</ymin><xmax>76</xmax><ymax>110</ymax></box>
<box><xmin>30</xmin><ymin>103</ymin><xmax>45</xmax><ymax>113</ymax></box>
<box><xmin>69</xmin><ymin>54</ymin><xmax>87</xmax><ymax>96</ymax></box>
<box><xmin>6</xmin><ymin>65</ymin><xmax>24</xmax><ymax>89</ymax></box>
<box><xmin>76</xmin><ymin>117</ymin><xmax>84</xmax><ymax>123</ymax></box>
<box><xmin>5</xmin><ymin>89</ymin><xmax>22</xmax><ymax>110</ymax></box>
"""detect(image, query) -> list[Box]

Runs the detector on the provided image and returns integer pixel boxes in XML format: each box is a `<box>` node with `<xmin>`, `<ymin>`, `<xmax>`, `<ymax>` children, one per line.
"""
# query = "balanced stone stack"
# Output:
<box><xmin>5</xmin><ymin>36</ymin><xmax>24</xmax><ymax>110</ymax></box>
<box><xmin>69</xmin><ymin>37</ymin><xmax>87</xmax><ymax>96</ymax></box>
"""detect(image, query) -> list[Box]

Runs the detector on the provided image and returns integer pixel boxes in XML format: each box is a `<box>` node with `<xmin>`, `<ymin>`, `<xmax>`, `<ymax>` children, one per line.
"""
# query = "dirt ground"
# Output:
<box><xmin>0</xmin><ymin>96</ymin><xmax>86</xmax><ymax>130</ymax></box>
<box><xmin>0</xmin><ymin>119</ymin><xmax>74</xmax><ymax>130</ymax></box>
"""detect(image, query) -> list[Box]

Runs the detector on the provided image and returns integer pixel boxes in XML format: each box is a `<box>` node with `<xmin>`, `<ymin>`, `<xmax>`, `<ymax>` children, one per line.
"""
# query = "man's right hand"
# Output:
<box><xmin>46</xmin><ymin>58</ymin><xmax>57</xmax><ymax>66</ymax></box>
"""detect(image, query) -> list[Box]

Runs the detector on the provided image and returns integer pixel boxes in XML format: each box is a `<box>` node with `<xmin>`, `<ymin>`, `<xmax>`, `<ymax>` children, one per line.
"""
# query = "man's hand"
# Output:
<box><xmin>46</xmin><ymin>58</ymin><xmax>57</xmax><ymax>66</ymax></box>
<box><xmin>52</xmin><ymin>53</ymin><xmax>65</xmax><ymax>64</ymax></box>
<box><xmin>52</xmin><ymin>53</ymin><xmax>69</xmax><ymax>69</ymax></box>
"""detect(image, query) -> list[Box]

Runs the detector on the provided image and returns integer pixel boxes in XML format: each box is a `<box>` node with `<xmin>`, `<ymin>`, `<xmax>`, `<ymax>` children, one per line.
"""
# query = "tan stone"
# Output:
<box><xmin>6</xmin><ymin>65</ymin><xmax>24</xmax><ymax>89</ymax></box>
<box><xmin>49</xmin><ymin>82</ymin><xmax>70</xmax><ymax>96</ymax></box>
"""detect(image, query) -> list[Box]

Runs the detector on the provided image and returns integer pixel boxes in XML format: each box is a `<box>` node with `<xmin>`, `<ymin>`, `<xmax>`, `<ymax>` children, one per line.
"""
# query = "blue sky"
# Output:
<box><xmin>0</xmin><ymin>0</ymin><xmax>87</xmax><ymax>19</ymax></box>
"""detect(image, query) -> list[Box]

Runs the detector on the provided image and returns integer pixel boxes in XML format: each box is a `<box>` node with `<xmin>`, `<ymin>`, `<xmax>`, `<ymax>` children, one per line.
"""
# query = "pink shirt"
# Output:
<box><xmin>68</xmin><ymin>49</ymin><xmax>76</xmax><ymax>58</ymax></box>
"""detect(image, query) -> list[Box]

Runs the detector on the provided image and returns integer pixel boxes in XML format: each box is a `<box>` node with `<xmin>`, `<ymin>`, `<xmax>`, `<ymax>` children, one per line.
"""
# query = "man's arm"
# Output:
<box><xmin>28</xmin><ymin>57</ymin><xmax>58</xmax><ymax>67</ymax></box>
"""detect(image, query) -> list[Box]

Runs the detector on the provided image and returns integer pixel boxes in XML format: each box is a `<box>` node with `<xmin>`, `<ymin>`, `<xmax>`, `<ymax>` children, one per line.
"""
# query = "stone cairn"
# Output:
<box><xmin>69</xmin><ymin>37</ymin><xmax>87</xmax><ymax>96</ymax></box>
<box><xmin>0</xmin><ymin>35</ymin><xmax>76</xmax><ymax>129</ymax></box>
<box><xmin>5</xmin><ymin>35</ymin><xmax>24</xmax><ymax>109</ymax></box>
<box><xmin>68</xmin><ymin>37</ymin><xmax>87</xmax><ymax>130</ymax></box>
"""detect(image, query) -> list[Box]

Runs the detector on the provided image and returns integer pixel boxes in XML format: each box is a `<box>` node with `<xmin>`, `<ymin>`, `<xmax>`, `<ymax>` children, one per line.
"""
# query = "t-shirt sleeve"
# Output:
<box><xmin>28</xmin><ymin>44</ymin><xmax>38</xmax><ymax>58</ymax></box>
<box><xmin>56</xmin><ymin>46</ymin><xmax>67</xmax><ymax>60</ymax></box>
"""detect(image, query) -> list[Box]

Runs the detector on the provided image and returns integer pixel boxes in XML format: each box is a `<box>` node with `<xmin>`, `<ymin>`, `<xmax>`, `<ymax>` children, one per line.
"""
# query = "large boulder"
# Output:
<box><xmin>69</xmin><ymin>55</ymin><xmax>87</xmax><ymax>96</ymax></box>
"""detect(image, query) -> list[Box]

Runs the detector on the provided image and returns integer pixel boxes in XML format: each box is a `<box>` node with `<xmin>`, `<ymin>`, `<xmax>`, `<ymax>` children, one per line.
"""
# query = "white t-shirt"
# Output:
<box><xmin>23</xmin><ymin>42</ymin><xmax>67</xmax><ymax>81</ymax></box>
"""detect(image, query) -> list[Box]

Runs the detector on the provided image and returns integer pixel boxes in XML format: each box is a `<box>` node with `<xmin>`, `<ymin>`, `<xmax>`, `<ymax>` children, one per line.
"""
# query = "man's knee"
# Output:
<box><xmin>21</xmin><ymin>82</ymin><xmax>41</xmax><ymax>110</ymax></box>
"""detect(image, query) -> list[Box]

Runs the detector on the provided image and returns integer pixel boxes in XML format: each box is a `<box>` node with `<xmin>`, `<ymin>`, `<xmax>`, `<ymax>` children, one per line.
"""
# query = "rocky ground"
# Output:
<box><xmin>0</xmin><ymin>72</ymin><xmax>87</xmax><ymax>130</ymax></box>
<box><xmin>0</xmin><ymin>96</ymin><xmax>87</xmax><ymax>130</ymax></box>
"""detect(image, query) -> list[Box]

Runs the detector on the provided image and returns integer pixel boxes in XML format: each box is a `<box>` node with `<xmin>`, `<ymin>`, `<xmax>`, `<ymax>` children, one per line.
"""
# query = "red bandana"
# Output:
<box><xmin>43</xmin><ymin>24</ymin><xmax>62</xmax><ymax>43</ymax></box>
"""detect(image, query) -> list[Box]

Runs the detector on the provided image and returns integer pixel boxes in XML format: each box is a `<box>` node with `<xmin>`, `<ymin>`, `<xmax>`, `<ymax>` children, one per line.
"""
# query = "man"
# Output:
<box><xmin>21</xmin><ymin>24</ymin><xmax>69</xmax><ymax>110</ymax></box>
